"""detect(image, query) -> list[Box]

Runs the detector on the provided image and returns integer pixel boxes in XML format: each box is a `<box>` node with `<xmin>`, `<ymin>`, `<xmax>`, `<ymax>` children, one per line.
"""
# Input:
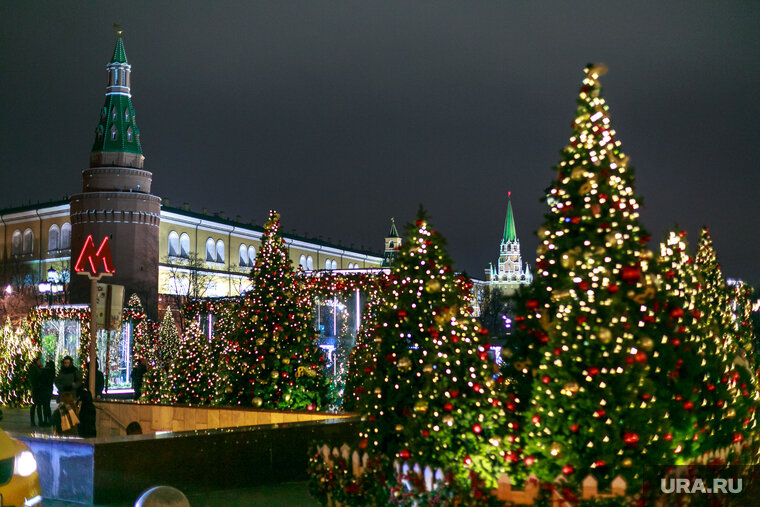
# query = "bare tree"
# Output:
<box><xmin>161</xmin><ymin>253</ymin><xmax>217</xmax><ymax>332</ymax></box>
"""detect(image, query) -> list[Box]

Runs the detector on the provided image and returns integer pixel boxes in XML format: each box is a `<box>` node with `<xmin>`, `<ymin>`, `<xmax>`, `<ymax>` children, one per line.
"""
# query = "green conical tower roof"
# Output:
<box><xmin>111</xmin><ymin>33</ymin><xmax>128</xmax><ymax>64</ymax></box>
<box><xmin>91</xmin><ymin>32</ymin><xmax>142</xmax><ymax>156</ymax></box>
<box><xmin>388</xmin><ymin>218</ymin><xmax>400</xmax><ymax>238</ymax></box>
<box><xmin>503</xmin><ymin>193</ymin><xmax>517</xmax><ymax>242</ymax></box>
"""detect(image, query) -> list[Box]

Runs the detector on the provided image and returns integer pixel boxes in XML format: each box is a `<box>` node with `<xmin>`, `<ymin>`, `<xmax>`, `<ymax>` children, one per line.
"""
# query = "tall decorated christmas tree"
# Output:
<box><xmin>693</xmin><ymin>228</ymin><xmax>757</xmax><ymax>447</ymax></box>
<box><xmin>518</xmin><ymin>64</ymin><xmax>676</xmax><ymax>491</ymax></box>
<box><xmin>343</xmin><ymin>290</ymin><xmax>384</xmax><ymax>413</ymax></box>
<box><xmin>215</xmin><ymin>210</ymin><xmax>328</xmax><ymax>410</ymax></box>
<box><xmin>158</xmin><ymin>310</ymin><xmax>181</xmax><ymax>366</ymax></box>
<box><xmin>0</xmin><ymin>318</ymin><xmax>38</xmax><ymax>407</ymax></box>
<box><xmin>358</xmin><ymin>210</ymin><xmax>513</xmax><ymax>498</ymax></box>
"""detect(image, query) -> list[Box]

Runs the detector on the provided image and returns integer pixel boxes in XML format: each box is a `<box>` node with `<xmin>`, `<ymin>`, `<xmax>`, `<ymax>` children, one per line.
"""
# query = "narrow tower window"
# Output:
<box><xmin>127</xmin><ymin>127</ymin><xmax>133</xmax><ymax>142</ymax></box>
<box><xmin>125</xmin><ymin>110</ymin><xmax>130</xmax><ymax>122</ymax></box>
<box><xmin>111</xmin><ymin>126</ymin><xmax>117</xmax><ymax>141</ymax></box>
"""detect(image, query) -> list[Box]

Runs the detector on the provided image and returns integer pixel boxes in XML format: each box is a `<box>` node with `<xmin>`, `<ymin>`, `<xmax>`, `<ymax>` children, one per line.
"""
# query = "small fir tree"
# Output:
<box><xmin>166</xmin><ymin>320</ymin><xmax>218</xmax><ymax>404</ymax></box>
<box><xmin>215</xmin><ymin>210</ymin><xmax>328</xmax><ymax>409</ymax></box>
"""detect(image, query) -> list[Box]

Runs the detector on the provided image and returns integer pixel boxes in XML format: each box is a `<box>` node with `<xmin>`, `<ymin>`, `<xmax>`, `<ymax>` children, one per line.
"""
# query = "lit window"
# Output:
<box><xmin>61</xmin><ymin>223</ymin><xmax>71</xmax><ymax>249</ymax></box>
<box><xmin>239</xmin><ymin>244</ymin><xmax>248</xmax><ymax>266</ymax></box>
<box><xmin>125</xmin><ymin>110</ymin><xmax>130</xmax><ymax>122</ymax></box>
<box><xmin>306</xmin><ymin>256</ymin><xmax>313</xmax><ymax>271</ymax></box>
<box><xmin>205</xmin><ymin>238</ymin><xmax>215</xmax><ymax>261</ymax></box>
<box><xmin>206</xmin><ymin>281</ymin><xmax>217</xmax><ymax>297</ymax></box>
<box><xmin>332</xmin><ymin>260</ymin><xmax>338</xmax><ymax>270</ymax></box>
<box><xmin>111</xmin><ymin>126</ymin><xmax>117</xmax><ymax>141</ymax></box>
<box><xmin>11</xmin><ymin>230</ymin><xmax>22</xmax><ymax>255</ymax></box>
<box><xmin>48</xmin><ymin>224</ymin><xmax>60</xmax><ymax>251</ymax></box>
<box><xmin>168</xmin><ymin>231</ymin><xmax>179</xmax><ymax>257</ymax></box>
<box><xmin>22</xmin><ymin>229</ymin><xmax>33</xmax><ymax>254</ymax></box>
<box><xmin>127</xmin><ymin>127</ymin><xmax>133</xmax><ymax>142</ymax></box>
<box><xmin>325</xmin><ymin>259</ymin><xmax>332</xmax><ymax>270</ymax></box>
<box><xmin>248</xmin><ymin>246</ymin><xmax>256</xmax><ymax>264</ymax></box>
<box><xmin>216</xmin><ymin>240</ymin><xmax>225</xmax><ymax>263</ymax></box>
<box><xmin>299</xmin><ymin>255</ymin><xmax>306</xmax><ymax>269</ymax></box>
<box><xmin>179</xmin><ymin>233</ymin><xmax>190</xmax><ymax>258</ymax></box>
<box><xmin>112</xmin><ymin>107</ymin><xmax>117</xmax><ymax>120</ymax></box>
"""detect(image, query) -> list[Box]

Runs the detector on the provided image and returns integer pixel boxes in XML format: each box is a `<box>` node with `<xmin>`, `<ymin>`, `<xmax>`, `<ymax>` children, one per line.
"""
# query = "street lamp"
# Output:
<box><xmin>38</xmin><ymin>268</ymin><xmax>64</xmax><ymax>306</ymax></box>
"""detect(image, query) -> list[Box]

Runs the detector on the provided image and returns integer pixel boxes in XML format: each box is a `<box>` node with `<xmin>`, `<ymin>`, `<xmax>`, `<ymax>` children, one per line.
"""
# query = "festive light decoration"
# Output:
<box><xmin>517</xmin><ymin>64</ymin><xmax>683</xmax><ymax>493</ymax></box>
<box><xmin>0</xmin><ymin>318</ymin><xmax>39</xmax><ymax>406</ymax></box>
<box><xmin>213</xmin><ymin>210</ymin><xmax>328</xmax><ymax>410</ymax></box>
<box><xmin>348</xmin><ymin>208</ymin><xmax>515</xmax><ymax>501</ymax></box>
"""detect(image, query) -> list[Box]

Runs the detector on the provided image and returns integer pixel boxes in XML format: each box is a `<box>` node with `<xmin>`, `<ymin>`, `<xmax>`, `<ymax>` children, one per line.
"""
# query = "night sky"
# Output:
<box><xmin>1</xmin><ymin>2</ymin><xmax>758</xmax><ymax>284</ymax></box>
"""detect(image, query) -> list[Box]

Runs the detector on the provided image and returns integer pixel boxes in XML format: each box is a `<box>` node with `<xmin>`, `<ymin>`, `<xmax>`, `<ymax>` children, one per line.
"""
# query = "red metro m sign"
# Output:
<box><xmin>74</xmin><ymin>235</ymin><xmax>115</xmax><ymax>277</ymax></box>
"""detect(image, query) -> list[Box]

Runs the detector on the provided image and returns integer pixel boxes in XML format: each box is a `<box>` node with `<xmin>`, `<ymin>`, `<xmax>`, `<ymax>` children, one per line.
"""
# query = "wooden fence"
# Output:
<box><xmin>316</xmin><ymin>443</ymin><xmax>626</xmax><ymax>506</ymax></box>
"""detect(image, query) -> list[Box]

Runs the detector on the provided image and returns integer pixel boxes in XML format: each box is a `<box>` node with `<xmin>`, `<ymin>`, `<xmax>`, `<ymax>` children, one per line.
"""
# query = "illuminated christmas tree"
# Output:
<box><xmin>358</xmin><ymin>209</ymin><xmax>512</xmax><ymax>497</ymax></box>
<box><xmin>215</xmin><ymin>210</ymin><xmax>328</xmax><ymax>410</ymax></box>
<box><xmin>158</xmin><ymin>310</ymin><xmax>180</xmax><ymax>365</ymax></box>
<box><xmin>0</xmin><ymin>318</ymin><xmax>38</xmax><ymax>407</ymax></box>
<box><xmin>126</xmin><ymin>294</ymin><xmax>162</xmax><ymax>402</ymax></box>
<box><xmin>519</xmin><ymin>64</ymin><xmax>674</xmax><ymax>491</ymax></box>
<box><xmin>166</xmin><ymin>320</ymin><xmax>218</xmax><ymax>405</ymax></box>
<box><xmin>693</xmin><ymin>228</ymin><xmax>757</xmax><ymax>448</ymax></box>
<box><xmin>343</xmin><ymin>290</ymin><xmax>383</xmax><ymax>413</ymax></box>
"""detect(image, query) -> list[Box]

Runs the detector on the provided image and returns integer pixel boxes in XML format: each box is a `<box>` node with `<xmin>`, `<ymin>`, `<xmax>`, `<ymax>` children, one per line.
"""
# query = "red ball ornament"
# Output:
<box><xmin>562</xmin><ymin>465</ymin><xmax>574</xmax><ymax>475</ymax></box>
<box><xmin>524</xmin><ymin>456</ymin><xmax>535</xmax><ymax>466</ymax></box>
<box><xmin>670</xmin><ymin>307</ymin><xmax>684</xmax><ymax>319</ymax></box>
<box><xmin>421</xmin><ymin>429</ymin><xmax>430</xmax><ymax>437</ymax></box>
<box><xmin>684</xmin><ymin>401</ymin><xmax>694</xmax><ymax>410</ymax></box>
<box><xmin>526</xmin><ymin>299</ymin><xmax>539</xmax><ymax>311</ymax></box>
<box><xmin>472</xmin><ymin>424</ymin><xmax>482</xmax><ymax>434</ymax></box>
<box><xmin>532</xmin><ymin>415</ymin><xmax>541</xmax><ymax>425</ymax></box>
<box><xmin>635</xmin><ymin>351</ymin><xmax>647</xmax><ymax>363</ymax></box>
<box><xmin>359</xmin><ymin>438</ymin><xmax>368</xmax><ymax>450</ymax></box>
<box><xmin>464</xmin><ymin>456</ymin><xmax>473</xmax><ymax>466</ymax></box>
<box><xmin>623</xmin><ymin>431</ymin><xmax>639</xmax><ymax>444</ymax></box>
<box><xmin>542</xmin><ymin>375</ymin><xmax>551</xmax><ymax>384</ymax></box>
<box><xmin>444</xmin><ymin>402</ymin><xmax>453</xmax><ymax>411</ymax></box>
<box><xmin>399</xmin><ymin>449</ymin><xmax>411</xmax><ymax>459</ymax></box>
<box><xmin>621</xmin><ymin>266</ymin><xmax>641</xmax><ymax>283</ymax></box>
<box><xmin>664</xmin><ymin>433</ymin><xmax>673</xmax><ymax>441</ymax></box>
<box><xmin>570</xmin><ymin>424</ymin><xmax>579</xmax><ymax>432</ymax></box>
<box><xmin>608</xmin><ymin>284</ymin><xmax>619</xmax><ymax>293</ymax></box>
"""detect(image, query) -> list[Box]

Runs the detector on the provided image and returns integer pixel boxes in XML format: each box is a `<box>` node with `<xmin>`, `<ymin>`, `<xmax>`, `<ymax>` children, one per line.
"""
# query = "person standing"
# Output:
<box><xmin>132</xmin><ymin>359</ymin><xmax>147</xmax><ymax>401</ymax></box>
<box><xmin>82</xmin><ymin>360</ymin><xmax>105</xmax><ymax>399</ymax></box>
<box><xmin>77</xmin><ymin>390</ymin><xmax>97</xmax><ymax>438</ymax></box>
<box><xmin>55</xmin><ymin>355</ymin><xmax>82</xmax><ymax>397</ymax></box>
<box><xmin>40</xmin><ymin>360</ymin><xmax>56</xmax><ymax>426</ymax></box>
<box><xmin>29</xmin><ymin>356</ymin><xmax>44</xmax><ymax>427</ymax></box>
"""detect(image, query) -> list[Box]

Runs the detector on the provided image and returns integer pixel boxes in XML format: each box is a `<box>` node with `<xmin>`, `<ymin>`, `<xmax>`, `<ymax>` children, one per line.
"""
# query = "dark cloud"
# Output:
<box><xmin>1</xmin><ymin>1</ymin><xmax>759</xmax><ymax>283</ymax></box>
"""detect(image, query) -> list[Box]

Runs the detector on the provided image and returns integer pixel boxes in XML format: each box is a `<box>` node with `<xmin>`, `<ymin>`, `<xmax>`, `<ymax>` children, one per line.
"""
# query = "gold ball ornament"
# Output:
<box><xmin>598</xmin><ymin>327</ymin><xmax>613</xmax><ymax>344</ymax></box>
<box><xmin>374</xmin><ymin>387</ymin><xmax>382</xmax><ymax>395</ymax></box>
<box><xmin>560</xmin><ymin>253</ymin><xmax>575</xmax><ymax>269</ymax></box>
<box><xmin>640</xmin><ymin>337</ymin><xmax>654</xmax><ymax>351</ymax></box>
<box><xmin>395</xmin><ymin>424</ymin><xmax>404</xmax><ymax>432</ymax></box>
<box><xmin>425</xmin><ymin>279</ymin><xmax>442</xmax><ymax>293</ymax></box>
<box><xmin>253</xmin><ymin>397</ymin><xmax>263</xmax><ymax>407</ymax></box>
<box><xmin>414</xmin><ymin>400</ymin><xmax>429</xmax><ymax>413</ymax></box>
<box><xmin>225</xmin><ymin>386</ymin><xmax>233</xmax><ymax>394</ymax></box>
<box><xmin>442</xmin><ymin>414</ymin><xmax>454</xmax><ymax>426</ymax></box>
<box><xmin>564</xmin><ymin>382</ymin><xmax>580</xmax><ymax>395</ymax></box>
<box><xmin>422</xmin><ymin>363</ymin><xmax>434</xmax><ymax>373</ymax></box>
<box><xmin>283</xmin><ymin>393</ymin><xmax>291</xmax><ymax>402</ymax></box>
<box><xmin>726</xmin><ymin>408</ymin><xmax>736</xmax><ymax>418</ymax></box>
<box><xmin>397</xmin><ymin>357</ymin><xmax>412</xmax><ymax>371</ymax></box>
<box><xmin>256</xmin><ymin>338</ymin><xmax>266</xmax><ymax>346</ymax></box>
<box><xmin>271</xmin><ymin>371</ymin><xmax>280</xmax><ymax>379</ymax></box>
<box><xmin>605</xmin><ymin>232</ymin><xmax>619</xmax><ymax>248</ymax></box>
<box><xmin>549</xmin><ymin>442</ymin><xmax>563</xmax><ymax>456</ymax></box>
<box><xmin>282</xmin><ymin>357</ymin><xmax>291</xmax><ymax>365</ymax></box>
<box><xmin>622</xmin><ymin>458</ymin><xmax>632</xmax><ymax>468</ymax></box>
<box><xmin>570</xmin><ymin>167</ymin><xmax>585</xmax><ymax>180</ymax></box>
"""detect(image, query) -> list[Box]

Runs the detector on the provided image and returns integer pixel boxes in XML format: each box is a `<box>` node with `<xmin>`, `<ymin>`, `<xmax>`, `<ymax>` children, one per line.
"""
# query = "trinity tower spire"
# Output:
<box><xmin>484</xmin><ymin>192</ymin><xmax>532</xmax><ymax>293</ymax></box>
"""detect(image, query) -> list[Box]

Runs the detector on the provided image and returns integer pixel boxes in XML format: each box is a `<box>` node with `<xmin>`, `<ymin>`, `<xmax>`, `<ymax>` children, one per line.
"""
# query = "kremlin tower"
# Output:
<box><xmin>69</xmin><ymin>31</ymin><xmax>161</xmax><ymax>318</ymax></box>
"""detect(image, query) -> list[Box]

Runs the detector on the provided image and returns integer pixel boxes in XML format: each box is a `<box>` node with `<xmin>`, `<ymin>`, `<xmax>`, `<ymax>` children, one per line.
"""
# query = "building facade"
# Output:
<box><xmin>0</xmin><ymin>33</ymin><xmax>384</xmax><ymax>319</ymax></box>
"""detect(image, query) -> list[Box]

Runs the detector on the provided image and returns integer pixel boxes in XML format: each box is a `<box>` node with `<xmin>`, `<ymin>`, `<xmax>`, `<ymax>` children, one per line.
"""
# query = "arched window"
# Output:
<box><xmin>325</xmin><ymin>259</ymin><xmax>332</xmax><ymax>270</ymax></box>
<box><xmin>60</xmin><ymin>223</ymin><xmax>71</xmax><ymax>249</ymax></box>
<box><xmin>248</xmin><ymin>246</ymin><xmax>256</xmax><ymax>264</ymax></box>
<box><xmin>206</xmin><ymin>281</ymin><xmax>217</xmax><ymax>298</ymax></box>
<box><xmin>48</xmin><ymin>224</ymin><xmax>60</xmax><ymax>251</ymax></box>
<box><xmin>127</xmin><ymin>127</ymin><xmax>133</xmax><ymax>142</ymax></box>
<box><xmin>306</xmin><ymin>256</ymin><xmax>314</xmax><ymax>271</ymax></box>
<box><xmin>299</xmin><ymin>255</ymin><xmax>306</xmax><ymax>269</ymax></box>
<box><xmin>125</xmin><ymin>110</ymin><xmax>130</xmax><ymax>122</ymax></box>
<box><xmin>168</xmin><ymin>231</ymin><xmax>179</xmax><ymax>257</ymax></box>
<box><xmin>22</xmin><ymin>229</ymin><xmax>34</xmax><ymax>254</ymax></box>
<box><xmin>332</xmin><ymin>260</ymin><xmax>338</xmax><ymax>270</ymax></box>
<box><xmin>179</xmin><ymin>233</ymin><xmax>190</xmax><ymax>258</ymax></box>
<box><xmin>112</xmin><ymin>107</ymin><xmax>117</xmax><ymax>120</ymax></box>
<box><xmin>216</xmin><ymin>240</ymin><xmax>224</xmax><ymax>263</ymax></box>
<box><xmin>11</xmin><ymin>230</ymin><xmax>22</xmax><ymax>255</ymax></box>
<box><xmin>111</xmin><ymin>126</ymin><xmax>117</xmax><ymax>141</ymax></box>
<box><xmin>389</xmin><ymin>241</ymin><xmax>394</xmax><ymax>249</ymax></box>
<box><xmin>205</xmin><ymin>238</ymin><xmax>215</xmax><ymax>262</ymax></box>
<box><xmin>239</xmin><ymin>244</ymin><xmax>248</xmax><ymax>266</ymax></box>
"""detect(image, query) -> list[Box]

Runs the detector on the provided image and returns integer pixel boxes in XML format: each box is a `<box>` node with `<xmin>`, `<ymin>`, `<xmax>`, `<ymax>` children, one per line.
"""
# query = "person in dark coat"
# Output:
<box><xmin>40</xmin><ymin>360</ymin><xmax>56</xmax><ymax>425</ymax></box>
<box><xmin>82</xmin><ymin>360</ymin><xmax>105</xmax><ymax>399</ymax></box>
<box><xmin>55</xmin><ymin>355</ymin><xmax>82</xmax><ymax>397</ymax></box>
<box><xmin>77</xmin><ymin>389</ymin><xmax>97</xmax><ymax>438</ymax></box>
<box><xmin>29</xmin><ymin>356</ymin><xmax>44</xmax><ymax>426</ymax></box>
<box><xmin>132</xmin><ymin>359</ymin><xmax>147</xmax><ymax>400</ymax></box>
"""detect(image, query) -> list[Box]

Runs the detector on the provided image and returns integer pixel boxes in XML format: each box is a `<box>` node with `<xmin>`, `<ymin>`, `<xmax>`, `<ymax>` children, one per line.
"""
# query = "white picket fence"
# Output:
<box><xmin>317</xmin><ymin>443</ymin><xmax>626</xmax><ymax>506</ymax></box>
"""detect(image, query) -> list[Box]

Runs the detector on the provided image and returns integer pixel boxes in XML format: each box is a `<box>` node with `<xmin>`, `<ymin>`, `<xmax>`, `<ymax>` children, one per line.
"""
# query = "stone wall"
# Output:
<box><xmin>94</xmin><ymin>400</ymin><xmax>353</xmax><ymax>436</ymax></box>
